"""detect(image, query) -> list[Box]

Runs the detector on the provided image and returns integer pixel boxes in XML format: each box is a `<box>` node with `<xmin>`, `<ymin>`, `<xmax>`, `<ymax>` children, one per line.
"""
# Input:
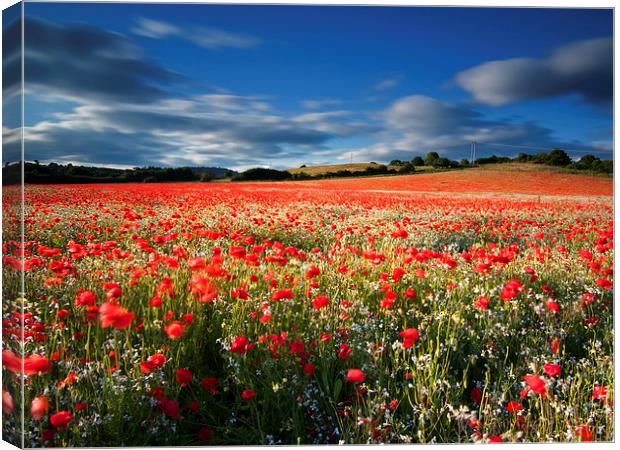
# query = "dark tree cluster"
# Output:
<box><xmin>483</xmin><ymin>149</ymin><xmax>612</xmax><ymax>174</ymax></box>
<box><xmin>391</xmin><ymin>152</ymin><xmax>466</xmax><ymax>169</ymax></box>
<box><xmin>3</xmin><ymin>162</ymin><xmax>237</xmax><ymax>185</ymax></box>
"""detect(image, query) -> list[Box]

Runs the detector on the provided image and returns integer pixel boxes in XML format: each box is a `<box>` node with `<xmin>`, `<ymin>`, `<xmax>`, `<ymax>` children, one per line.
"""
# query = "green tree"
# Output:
<box><xmin>424</xmin><ymin>152</ymin><xmax>440</xmax><ymax>166</ymax></box>
<box><xmin>547</xmin><ymin>148</ymin><xmax>572</xmax><ymax>166</ymax></box>
<box><xmin>411</xmin><ymin>156</ymin><xmax>425</xmax><ymax>166</ymax></box>
<box><xmin>432</xmin><ymin>157</ymin><xmax>450</xmax><ymax>168</ymax></box>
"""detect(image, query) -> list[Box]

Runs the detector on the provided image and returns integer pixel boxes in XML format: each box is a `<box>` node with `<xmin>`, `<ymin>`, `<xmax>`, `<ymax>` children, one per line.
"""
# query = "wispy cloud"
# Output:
<box><xmin>5</xmin><ymin>17</ymin><xmax>181</xmax><ymax>104</ymax></box>
<box><xmin>374</xmin><ymin>77</ymin><xmax>400</xmax><ymax>91</ymax></box>
<box><xmin>456</xmin><ymin>37</ymin><xmax>612</xmax><ymax>106</ymax></box>
<box><xmin>132</xmin><ymin>17</ymin><xmax>260</xmax><ymax>50</ymax></box>
<box><xmin>301</xmin><ymin>99</ymin><xmax>342</xmax><ymax>110</ymax></box>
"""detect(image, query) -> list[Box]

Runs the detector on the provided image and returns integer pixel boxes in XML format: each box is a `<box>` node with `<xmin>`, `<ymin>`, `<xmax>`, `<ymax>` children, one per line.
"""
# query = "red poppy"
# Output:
<box><xmin>550</xmin><ymin>338</ymin><xmax>561</xmax><ymax>355</ymax></box>
<box><xmin>197</xmin><ymin>426</ymin><xmax>213</xmax><ymax>441</ymax></box>
<box><xmin>576</xmin><ymin>425</ymin><xmax>593</xmax><ymax>442</ymax></box>
<box><xmin>400</xmin><ymin>328</ymin><xmax>420</xmax><ymax>348</ymax></box>
<box><xmin>543</xmin><ymin>363</ymin><xmax>561</xmax><ymax>378</ymax></box>
<box><xmin>303</xmin><ymin>362</ymin><xmax>316</xmax><ymax>376</ymax></box>
<box><xmin>546</xmin><ymin>300</ymin><xmax>560</xmax><ymax>313</ymax></box>
<box><xmin>75</xmin><ymin>402</ymin><xmax>88</xmax><ymax>412</ymax></box>
<box><xmin>500</xmin><ymin>279</ymin><xmax>523</xmax><ymax>301</ymax></box>
<box><xmin>149</xmin><ymin>296</ymin><xmax>163</xmax><ymax>308</ymax></box>
<box><xmin>242</xmin><ymin>389</ymin><xmax>255</xmax><ymax>400</ymax></box>
<box><xmin>164</xmin><ymin>321</ymin><xmax>186</xmax><ymax>339</ymax></box>
<box><xmin>2</xmin><ymin>390</ymin><xmax>14</xmax><ymax>415</ymax></box>
<box><xmin>159</xmin><ymin>398</ymin><xmax>180</xmax><ymax>419</ymax></box>
<box><xmin>337</xmin><ymin>343</ymin><xmax>352</xmax><ymax>360</ymax></box>
<box><xmin>380</xmin><ymin>290</ymin><xmax>397</xmax><ymax>309</ymax></box>
<box><xmin>75</xmin><ymin>290</ymin><xmax>96</xmax><ymax>307</ymax></box>
<box><xmin>346</xmin><ymin>368</ymin><xmax>365</xmax><ymax>383</ymax></box>
<box><xmin>176</xmin><ymin>368</ymin><xmax>193</xmax><ymax>387</ymax></box>
<box><xmin>523</xmin><ymin>374</ymin><xmax>547</xmax><ymax>397</ymax></box>
<box><xmin>474</xmin><ymin>296</ymin><xmax>489</xmax><ymax>310</ymax></box>
<box><xmin>188</xmin><ymin>401</ymin><xmax>200</xmax><ymax>412</ymax></box>
<box><xmin>320</xmin><ymin>333</ymin><xmax>332</xmax><ymax>342</ymax></box>
<box><xmin>201</xmin><ymin>377</ymin><xmax>219</xmax><ymax>395</ymax></box>
<box><xmin>30</xmin><ymin>395</ymin><xmax>49</xmax><ymax>420</ymax></box>
<box><xmin>312</xmin><ymin>295</ymin><xmax>329</xmax><ymax>310</ymax></box>
<box><xmin>470</xmin><ymin>387</ymin><xmax>482</xmax><ymax>404</ymax></box>
<box><xmin>272</xmin><ymin>288</ymin><xmax>294</xmax><ymax>301</ymax></box>
<box><xmin>596</xmin><ymin>278</ymin><xmax>612</xmax><ymax>290</ymax></box>
<box><xmin>50</xmin><ymin>411</ymin><xmax>72</xmax><ymax>429</ymax></box>
<box><xmin>141</xmin><ymin>353</ymin><xmax>166</xmax><ymax>374</ymax></box>
<box><xmin>590</xmin><ymin>385</ymin><xmax>607</xmax><ymax>401</ymax></box>
<box><xmin>505</xmin><ymin>401</ymin><xmax>523</xmax><ymax>413</ymax></box>
<box><xmin>2</xmin><ymin>350</ymin><xmax>21</xmax><ymax>374</ymax></box>
<box><xmin>25</xmin><ymin>354</ymin><xmax>52</xmax><ymax>376</ymax></box>
<box><xmin>230</xmin><ymin>336</ymin><xmax>249</xmax><ymax>354</ymax></box>
<box><xmin>99</xmin><ymin>301</ymin><xmax>134</xmax><ymax>330</ymax></box>
<box><xmin>404</xmin><ymin>288</ymin><xmax>416</xmax><ymax>300</ymax></box>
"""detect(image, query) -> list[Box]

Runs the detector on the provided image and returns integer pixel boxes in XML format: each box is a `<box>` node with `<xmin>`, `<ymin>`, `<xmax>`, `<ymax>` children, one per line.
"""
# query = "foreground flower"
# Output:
<box><xmin>230</xmin><ymin>336</ymin><xmax>250</xmax><ymax>354</ymax></box>
<box><xmin>2</xmin><ymin>390</ymin><xmax>13</xmax><ymax>415</ymax></box>
<box><xmin>201</xmin><ymin>376</ymin><xmax>219</xmax><ymax>395</ymax></box>
<box><xmin>176</xmin><ymin>368</ymin><xmax>193</xmax><ymax>387</ymax></box>
<box><xmin>31</xmin><ymin>396</ymin><xmax>49</xmax><ymax>420</ymax></box>
<box><xmin>543</xmin><ymin>363</ymin><xmax>561</xmax><ymax>378</ymax></box>
<box><xmin>400</xmin><ymin>328</ymin><xmax>420</xmax><ymax>348</ymax></box>
<box><xmin>50</xmin><ymin>411</ymin><xmax>72</xmax><ymax>429</ymax></box>
<box><xmin>470</xmin><ymin>387</ymin><xmax>482</xmax><ymax>404</ymax></box>
<box><xmin>242</xmin><ymin>389</ymin><xmax>256</xmax><ymax>400</ymax></box>
<box><xmin>523</xmin><ymin>374</ymin><xmax>547</xmax><ymax>397</ymax></box>
<box><xmin>576</xmin><ymin>425</ymin><xmax>593</xmax><ymax>442</ymax></box>
<box><xmin>197</xmin><ymin>426</ymin><xmax>213</xmax><ymax>441</ymax></box>
<box><xmin>3</xmin><ymin>350</ymin><xmax>52</xmax><ymax>376</ymax></box>
<box><xmin>312</xmin><ymin>295</ymin><xmax>329</xmax><ymax>310</ymax></box>
<box><xmin>159</xmin><ymin>398</ymin><xmax>180</xmax><ymax>418</ymax></box>
<box><xmin>505</xmin><ymin>401</ymin><xmax>523</xmax><ymax>413</ymax></box>
<box><xmin>590</xmin><ymin>385</ymin><xmax>608</xmax><ymax>401</ymax></box>
<box><xmin>164</xmin><ymin>321</ymin><xmax>186</xmax><ymax>339</ymax></box>
<box><xmin>99</xmin><ymin>301</ymin><xmax>134</xmax><ymax>329</ymax></box>
<box><xmin>140</xmin><ymin>353</ymin><xmax>167</xmax><ymax>374</ymax></box>
<box><xmin>75</xmin><ymin>290</ymin><xmax>97</xmax><ymax>307</ymax></box>
<box><xmin>346</xmin><ymin>368</ymin><xmax>365</xmax><ymax>383</ymax></box>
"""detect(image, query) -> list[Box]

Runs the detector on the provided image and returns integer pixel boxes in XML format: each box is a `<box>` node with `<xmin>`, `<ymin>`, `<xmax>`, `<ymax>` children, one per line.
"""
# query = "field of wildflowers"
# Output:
<box><xmin>1</xmin><ymin>172</ymin><xmax>614</xmax><ymax>446</ymax></box>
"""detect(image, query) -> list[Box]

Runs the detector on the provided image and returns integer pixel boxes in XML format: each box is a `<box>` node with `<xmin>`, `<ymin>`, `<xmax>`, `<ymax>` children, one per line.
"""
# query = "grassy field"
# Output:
<box><xmin>2</xmin><ymin>167</ymin><xmax>613</xmax><ymax>446</ymax></box>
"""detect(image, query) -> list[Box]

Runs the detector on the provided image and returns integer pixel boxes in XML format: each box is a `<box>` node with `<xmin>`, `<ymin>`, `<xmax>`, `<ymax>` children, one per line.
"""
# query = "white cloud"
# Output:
<box><xmin>375</xmin><ymin>78</ymin><xmax>399</xmax><ymax>91</ymax></box>
<box><xmin>132</xmin><ymin>17</ymin><xmax>259</xmax><ymax>50</ymax></box>
<box><xmin>132</xmin><ymin>18</ymin><xmax>179</xmax><ymax>39</ymax></box>
<box><xmin>301</xmin><ymin>99</ymin><xmax>342</xmax><ymax>109</ymax></box>
<box><xmin>456</xmin><ymin>38</ymin><xmax>612</xmax><ymax>106</ymax></box>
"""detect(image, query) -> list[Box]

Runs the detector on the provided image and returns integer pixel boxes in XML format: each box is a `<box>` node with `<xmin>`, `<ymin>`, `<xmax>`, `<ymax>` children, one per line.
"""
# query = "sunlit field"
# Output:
<box><xmin>2</xmin><ymin>170</ymin><xmax>614</xmax><ymax>446</ymax></box>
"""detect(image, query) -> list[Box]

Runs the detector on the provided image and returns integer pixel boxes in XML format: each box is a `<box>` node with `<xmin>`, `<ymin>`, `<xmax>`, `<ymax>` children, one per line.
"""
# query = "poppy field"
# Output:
<box><xmin>1</xmin><ymin>170</ymin><xmax>614</xmax><ymax>446</ymax></box>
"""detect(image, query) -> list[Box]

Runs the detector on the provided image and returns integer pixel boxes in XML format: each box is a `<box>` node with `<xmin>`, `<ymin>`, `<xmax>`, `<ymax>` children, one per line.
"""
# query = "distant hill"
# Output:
<box><xmin>287</xmin><ymin>162</ymin><xmax>430</xmax><ymax>176</ymax></box>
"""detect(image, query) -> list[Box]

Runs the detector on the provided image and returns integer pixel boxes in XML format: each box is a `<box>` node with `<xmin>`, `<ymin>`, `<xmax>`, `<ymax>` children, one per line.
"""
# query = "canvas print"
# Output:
<box><xmin>1</xmin><ymin>1</ymin><xmax>614</xmax><ymax>447</ymax></box>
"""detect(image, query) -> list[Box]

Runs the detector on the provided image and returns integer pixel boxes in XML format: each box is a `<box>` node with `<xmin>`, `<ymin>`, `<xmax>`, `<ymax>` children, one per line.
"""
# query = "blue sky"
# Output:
<box><xmin>2</xmin><ymin>3</ymin><xmax>613</xmax><ymax>169</ymax></box>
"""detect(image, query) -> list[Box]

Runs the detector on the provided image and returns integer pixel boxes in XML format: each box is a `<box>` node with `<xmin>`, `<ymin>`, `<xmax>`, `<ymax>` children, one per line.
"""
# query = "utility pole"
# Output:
<box><xmin>471</xmin><ymin>141</ymin><xmax>477</xmax><ymax>166</ymax></box>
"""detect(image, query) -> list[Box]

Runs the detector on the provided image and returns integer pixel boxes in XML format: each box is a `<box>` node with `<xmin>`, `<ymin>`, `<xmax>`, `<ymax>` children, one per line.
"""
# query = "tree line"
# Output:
<box><xmin>389</xmin><ymin>148</ymin><xmax>612</xmax><ymax>174</ymax></box>
<box><xmin>3</xmin><ymin>162</ymin><xmax>237</xmax><ymax>185</ymax></box>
